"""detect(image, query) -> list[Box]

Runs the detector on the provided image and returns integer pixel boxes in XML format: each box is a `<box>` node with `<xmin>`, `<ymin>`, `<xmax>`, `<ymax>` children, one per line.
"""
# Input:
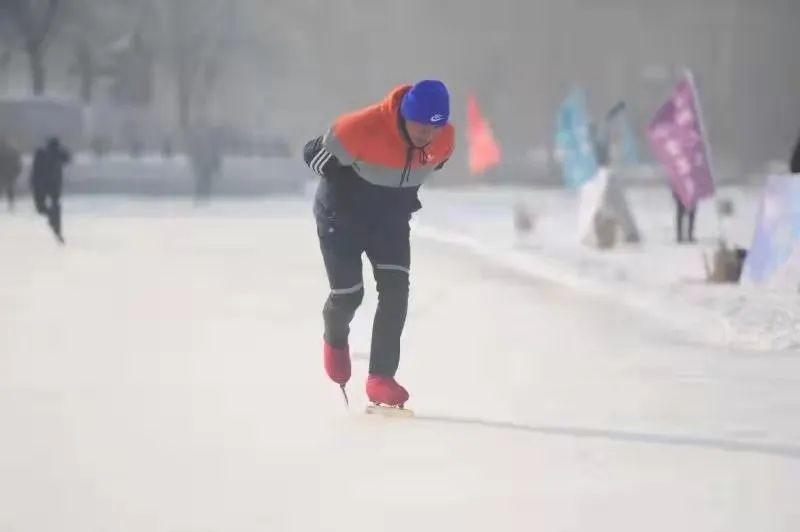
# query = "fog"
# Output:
<box><xmin>3</xmin><ymin>4</ymin><xmax>800</xmax><ymax>530</ymax></box>
<box><xmin>1</xmin><ymin>0</ymin><xmax>799</xmax><ymax>177</ymax></box>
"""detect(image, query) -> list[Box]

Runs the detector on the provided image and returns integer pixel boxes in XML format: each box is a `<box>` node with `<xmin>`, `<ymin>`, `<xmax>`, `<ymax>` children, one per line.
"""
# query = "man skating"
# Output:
<box><xmin>31</xmin><ymin>137</ymin><xmax>71</xmax><ymax>244</ymax></box>
<box><xmin>303</xmin><ymin>80</ymin><xmax>455</xmax><ymax>408</ymax></box>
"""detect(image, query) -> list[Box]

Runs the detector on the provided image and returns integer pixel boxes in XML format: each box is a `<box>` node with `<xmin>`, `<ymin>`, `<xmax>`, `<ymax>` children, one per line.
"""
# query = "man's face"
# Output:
<box><xmin>405</xmin><ymin>120</ymin><xmax>442</xmax><ymax>148</ymax></box>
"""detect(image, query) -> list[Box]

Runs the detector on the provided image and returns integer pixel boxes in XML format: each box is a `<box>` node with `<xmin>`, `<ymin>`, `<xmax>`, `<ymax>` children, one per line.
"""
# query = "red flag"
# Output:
<box><xmin>467</xmin><ymin>93</ymin><xmax>501</xmax><ymax>175</ymax></box>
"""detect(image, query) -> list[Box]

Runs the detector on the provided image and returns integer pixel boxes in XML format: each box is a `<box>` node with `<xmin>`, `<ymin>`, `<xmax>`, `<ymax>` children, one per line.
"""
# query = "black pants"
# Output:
<box><xmin>316</xmin><ymin>205</ymin><xmax>410</xmax><ymax>378</ymax></box>
<box><xmin>674</xmin><ymin>192</ymin><xmax>696</xmax><ymax>242</ymax></box>
<box><xmin>33</xmin><ymin>183</ymin><xmax>63</xmax><ymax>241</ymax></box>
<box><xmin>2</xmin><ymin>178</ymin><xmax>15</xmax><ymax>209</ymax></box>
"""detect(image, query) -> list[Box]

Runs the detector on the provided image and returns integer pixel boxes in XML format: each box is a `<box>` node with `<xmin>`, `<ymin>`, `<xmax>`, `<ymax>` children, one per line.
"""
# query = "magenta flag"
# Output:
<box><xmin>647</xmin><ymin>74</ymin><xmax>715</xmax><ymax>209</ymax></box>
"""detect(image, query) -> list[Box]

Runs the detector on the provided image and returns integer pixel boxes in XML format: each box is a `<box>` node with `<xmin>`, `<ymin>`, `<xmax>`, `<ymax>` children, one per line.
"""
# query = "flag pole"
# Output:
<box><xmin>684</xmin><ymin>68</ymin><xmax>725</xmax><ymax>246</ymax></box>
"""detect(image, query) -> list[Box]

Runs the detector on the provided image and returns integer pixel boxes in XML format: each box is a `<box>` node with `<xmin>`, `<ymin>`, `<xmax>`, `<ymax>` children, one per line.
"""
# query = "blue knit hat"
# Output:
<box><xmin>400</xmin><ymin>80</ymin><xmax>450</xmax><ymax>127</ymax></box>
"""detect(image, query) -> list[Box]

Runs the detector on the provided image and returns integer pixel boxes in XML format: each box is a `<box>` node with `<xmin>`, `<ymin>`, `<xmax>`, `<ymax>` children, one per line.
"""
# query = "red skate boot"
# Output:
<box><xmin>323</xmin><ymin>341</ymin><xmax>351</xmax><ymax>385</ymax></box>
<box><xmin>366</xmin><ymin>375</ymin><xmax>410</xmax><ymax>409</ymax></box>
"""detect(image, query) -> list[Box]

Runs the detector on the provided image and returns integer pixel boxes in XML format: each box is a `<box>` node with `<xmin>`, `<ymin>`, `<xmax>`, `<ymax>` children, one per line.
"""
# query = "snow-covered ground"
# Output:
<box><xmin>1</xmin><ymin>197</ymin><xmax>799</xmax><ymax>531</ymax></box>
<box><xmin>415</xmin><ymin>184</ymin><xmax>800</xmax><ymax>352</ymax></box>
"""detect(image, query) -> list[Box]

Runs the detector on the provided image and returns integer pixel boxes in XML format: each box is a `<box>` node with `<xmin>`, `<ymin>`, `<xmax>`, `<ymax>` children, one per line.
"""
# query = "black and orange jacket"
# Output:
<box><xmin>304</xmin><ymin>85</ymin><xmax>455</xmax><ymax>219</ymax></box>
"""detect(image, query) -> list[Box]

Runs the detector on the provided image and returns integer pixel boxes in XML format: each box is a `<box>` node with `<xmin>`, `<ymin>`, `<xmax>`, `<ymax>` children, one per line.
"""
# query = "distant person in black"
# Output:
<box><xmin>672</xmin><ymin>187</ymin><xmax>696</xmax><ymax>244</ymax></box>
<box><xmin>31</xmin><ymin>137</ymin><xmax>71</xmax><ymax>244</ymax></box>
<box><xmin>791</xmin><ymin>131</ymin><xmax>800</xmax><ymax>174</ymax></box>
<box><xmin>0</xmin><ymin>137</ymin><xmax>22</xmax><ymax>210</ymax></box>
<box><xmin>187</xmin><ymin>128</ymin><xmax>222</xmax><ymax>204</ymax></box>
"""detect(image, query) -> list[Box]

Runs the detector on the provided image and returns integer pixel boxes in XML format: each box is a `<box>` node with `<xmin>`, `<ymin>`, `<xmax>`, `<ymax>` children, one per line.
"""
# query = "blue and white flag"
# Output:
<box><xmin>618</xmin><ymin>115</ymin><xmax>640</xmax><ymax>165</ymax></box>
<box><xmin>741</xmin><ymin>174</ymin><xmax>800</xmax><ymax>289</ymax></box>
<box><xmin>555</xmin><ymin>87</ymin><xmax>598</xmax><ymax>189</ymax></box>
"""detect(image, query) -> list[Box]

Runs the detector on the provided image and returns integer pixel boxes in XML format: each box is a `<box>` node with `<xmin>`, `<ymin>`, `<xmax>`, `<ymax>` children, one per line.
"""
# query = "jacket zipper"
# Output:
<box><xmin>399</xmin><ymin>146</ymin><xmax>414</xmax><ymax>187</ymax></box>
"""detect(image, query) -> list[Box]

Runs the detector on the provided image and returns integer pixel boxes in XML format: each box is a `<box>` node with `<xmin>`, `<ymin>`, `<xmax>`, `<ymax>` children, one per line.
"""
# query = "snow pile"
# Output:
<box><xmin>414</xmin><ymin>185</ymin><xmax>800</xmax><ymax>352</ymax></box>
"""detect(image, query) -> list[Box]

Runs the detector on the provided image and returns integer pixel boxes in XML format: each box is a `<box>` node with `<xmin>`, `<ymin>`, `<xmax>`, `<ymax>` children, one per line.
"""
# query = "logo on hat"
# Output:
<box><xmin>430</xmin><ymin>114</ymin><xmax>445</xmax><ymax>123</ymax></box>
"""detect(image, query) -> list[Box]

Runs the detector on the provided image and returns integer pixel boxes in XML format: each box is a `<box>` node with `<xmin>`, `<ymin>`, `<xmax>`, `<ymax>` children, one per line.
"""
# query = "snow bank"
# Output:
<box><xmin>413</xmin><ymin>185</ymin><xmax>800</xmax><ymax>352</ymax></box>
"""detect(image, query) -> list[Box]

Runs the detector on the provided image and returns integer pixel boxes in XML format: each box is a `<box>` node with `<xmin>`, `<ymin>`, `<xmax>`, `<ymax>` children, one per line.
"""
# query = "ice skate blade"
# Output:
<box><xmin>365</xmin><ymin>403</ymin><xmax>414</xmax><ymax>417</ymax></box>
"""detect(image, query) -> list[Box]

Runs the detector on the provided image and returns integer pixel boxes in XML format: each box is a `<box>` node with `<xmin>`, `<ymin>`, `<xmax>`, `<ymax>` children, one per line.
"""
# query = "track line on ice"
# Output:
<box><xmin>410</xmin><ymin>414</ymin><xmax>800</xmax><ymax>460</ymax></box>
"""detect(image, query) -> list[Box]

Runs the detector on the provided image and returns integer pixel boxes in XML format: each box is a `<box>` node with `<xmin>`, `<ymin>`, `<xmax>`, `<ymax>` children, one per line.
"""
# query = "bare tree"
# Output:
<box><xmin>0</xmin><ymin>15</ymin><xmax>14</xmax><ymax>89</ymax></box>
<box><xmin>149</xmin><ymin>0</ymin><xmax>237</xmax><ymax>131</ymax></box>
<box><xmin>61</xmin><ymin>0</ymin><xmax>143</xmax><ymax>103</ymax></box>
<box><xmin>61</xmin><ymin>0</ymin><xmax>101</xmax><ymax>102</ymax></box>
<box><xmin>0</xmin><ymin>0</ymin><xmax>63</xmax><ymax>94</ymax></box>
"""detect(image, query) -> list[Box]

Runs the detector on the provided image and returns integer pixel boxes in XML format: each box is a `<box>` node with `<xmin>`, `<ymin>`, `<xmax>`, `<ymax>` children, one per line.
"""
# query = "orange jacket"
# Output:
<box><xmin>321</xmin><ymin>85</ymin><xmax>455</xmax><ymax>188</ymax></box>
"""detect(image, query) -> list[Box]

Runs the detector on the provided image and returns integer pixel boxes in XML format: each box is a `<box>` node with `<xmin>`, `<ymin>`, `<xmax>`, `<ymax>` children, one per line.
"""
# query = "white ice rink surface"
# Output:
<box><xmin>2</xmin><ymin>198</ymin><xmax>799</xmax><ymax>532</ymax></box>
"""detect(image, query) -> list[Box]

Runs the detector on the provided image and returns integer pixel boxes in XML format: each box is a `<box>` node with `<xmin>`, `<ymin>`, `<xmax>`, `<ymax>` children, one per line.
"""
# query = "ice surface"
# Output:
<box><xmin>1</xmin><ymin>197</ymin><xmax>799</xmax><ymax>532</ymax></box>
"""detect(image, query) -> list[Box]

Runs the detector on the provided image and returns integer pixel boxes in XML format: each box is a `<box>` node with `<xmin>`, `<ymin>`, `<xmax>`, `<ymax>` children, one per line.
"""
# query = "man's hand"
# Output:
<box><xmin>303</xmin><ymin>136</ymin><xmax>340</xmax><ymax>177</ymax></box>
